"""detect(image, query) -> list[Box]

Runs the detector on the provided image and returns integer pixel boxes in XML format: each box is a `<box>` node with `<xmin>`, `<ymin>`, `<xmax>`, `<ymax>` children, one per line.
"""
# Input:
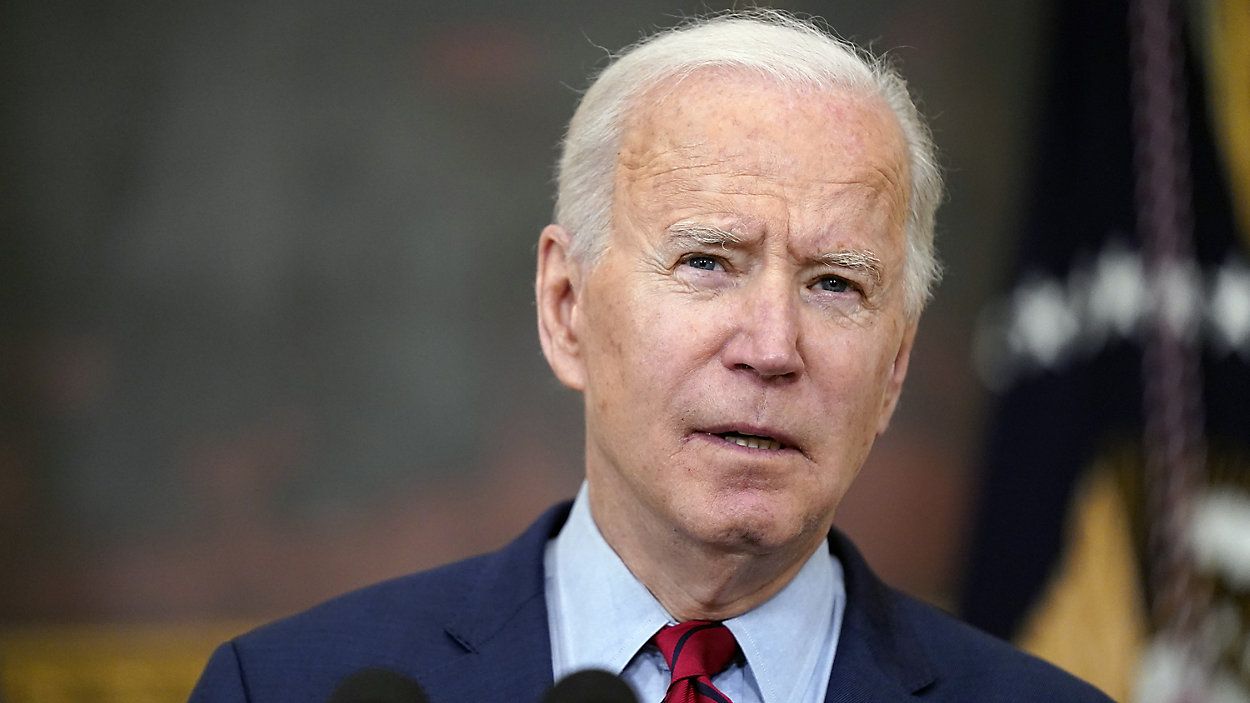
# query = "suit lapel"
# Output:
<box><xmin>825</xmin><ymin>530</ymin><xmax>936</xmax><ymax>702</ymax></box>
<box><xmin>419</xmin><ymin>503</ymin><xmax>573</xmax><ymax>703</ymax></box>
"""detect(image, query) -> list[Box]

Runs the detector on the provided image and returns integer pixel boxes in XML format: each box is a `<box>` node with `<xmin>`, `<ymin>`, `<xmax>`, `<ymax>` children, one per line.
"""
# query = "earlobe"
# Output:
<box><xmin>876</xmin><ymin>321</ymin><xmax>918</xmax><ymax>435</ymax></box>
<box><xmin>535</xmin><ymin>224</ymin><xmax>587</xmax><ymax>391</ymax></box>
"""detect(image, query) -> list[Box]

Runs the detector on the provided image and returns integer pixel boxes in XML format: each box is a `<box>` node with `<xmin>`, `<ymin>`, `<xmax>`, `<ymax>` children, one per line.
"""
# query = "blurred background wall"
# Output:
<box><xmin>2</xmin><ymin>0</ymin><xmax>1048</xmax><ymax>622</ymax></box>
<box><xmin>9</xmin><ymin>0</ymin><xmax>1245</xmax><ymax>699</ymax></box>
<box><xmin>0</xmin><ymin>0</ymin><xmax>1087</xmax><ymax>699</ymax></box>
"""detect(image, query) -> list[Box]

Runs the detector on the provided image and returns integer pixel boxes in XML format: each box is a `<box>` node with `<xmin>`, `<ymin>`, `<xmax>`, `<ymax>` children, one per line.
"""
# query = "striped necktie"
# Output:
<box><xmin>653</xmin><ymin>620</ymin><xmax>739</xmax><ymax>703</ymax></box>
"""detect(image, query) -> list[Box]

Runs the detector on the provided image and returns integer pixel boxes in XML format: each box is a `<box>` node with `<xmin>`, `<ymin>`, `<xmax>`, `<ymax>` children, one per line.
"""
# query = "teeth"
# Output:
<box><xmin>724</xmin><ymin>433</ymin><xmax>782</xmax><ymax>450</ymax></box>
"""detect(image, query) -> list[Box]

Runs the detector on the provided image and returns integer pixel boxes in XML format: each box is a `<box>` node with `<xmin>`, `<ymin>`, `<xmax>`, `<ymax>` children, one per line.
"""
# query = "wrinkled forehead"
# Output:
<box><xmin>615</xmin><ymin>68</ymin><xmax>910</xmax><ymax>221</ymax></box>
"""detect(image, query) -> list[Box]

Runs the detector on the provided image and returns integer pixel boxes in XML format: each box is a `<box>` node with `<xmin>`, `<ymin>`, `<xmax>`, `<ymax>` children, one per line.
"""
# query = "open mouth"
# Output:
<box><xmin>713</xmin><ymin>431</ymin><xmax>785</xmax><ymax>451</ymax></box>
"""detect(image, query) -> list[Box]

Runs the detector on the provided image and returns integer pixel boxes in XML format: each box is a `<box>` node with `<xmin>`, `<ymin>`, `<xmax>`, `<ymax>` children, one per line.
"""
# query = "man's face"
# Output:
<box><xmin>547</xmin><ymin>72</ymin><xmax>916</xmax><ymax>560</ymax></box>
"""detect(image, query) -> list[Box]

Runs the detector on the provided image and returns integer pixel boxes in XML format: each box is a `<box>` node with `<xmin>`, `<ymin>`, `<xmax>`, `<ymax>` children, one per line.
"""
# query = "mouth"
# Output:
<box><xmin>716</xmin><ymin>431</ymin><xmax>785</xmax><ymax>451</ymax></box>
<box><xmin>697</xmin><ymin>425</ymin><xmax>800</xmax><ymax>454</ymax></box>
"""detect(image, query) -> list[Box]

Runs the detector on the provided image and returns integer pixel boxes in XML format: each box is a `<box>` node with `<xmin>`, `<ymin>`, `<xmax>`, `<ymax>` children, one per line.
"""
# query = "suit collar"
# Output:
<box><xmin>825</xmin><ymin>529</ymin><xmax>936</xmax><ymax>701</ymax></box>
<box><xmin>424</xmin><ymin>501</ymin><xmax>935</xmax><ymax>702</ymax></box>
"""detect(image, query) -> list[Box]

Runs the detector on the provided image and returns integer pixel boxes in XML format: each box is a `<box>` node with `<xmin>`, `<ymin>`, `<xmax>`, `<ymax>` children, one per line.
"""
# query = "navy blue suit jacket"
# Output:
<box><xmin>190</xmin><ymin>502</ymin><xmax>1111</xmax><ymax>702</ymax></box>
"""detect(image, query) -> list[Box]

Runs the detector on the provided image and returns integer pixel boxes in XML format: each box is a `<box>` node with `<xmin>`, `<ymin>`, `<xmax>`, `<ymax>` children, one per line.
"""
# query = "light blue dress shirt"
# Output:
<box><xmin>544</xmin><ymin>484</ymin><xmax>845</xmax><ymax>703</ymax></box>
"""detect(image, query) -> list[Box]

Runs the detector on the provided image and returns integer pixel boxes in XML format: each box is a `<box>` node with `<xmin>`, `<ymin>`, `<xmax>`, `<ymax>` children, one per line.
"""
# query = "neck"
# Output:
<box><xmin>586</xmin><ymin>480</ymin><xmax>824</xmax><ymax>621</ymax></box>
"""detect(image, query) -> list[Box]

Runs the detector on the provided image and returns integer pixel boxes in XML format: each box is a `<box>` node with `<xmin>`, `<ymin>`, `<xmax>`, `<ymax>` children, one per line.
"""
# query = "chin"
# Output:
<box><xmin>689</xmin><ymin>495</ymin><xmax>818</xmax><ymax>555</ymax></box>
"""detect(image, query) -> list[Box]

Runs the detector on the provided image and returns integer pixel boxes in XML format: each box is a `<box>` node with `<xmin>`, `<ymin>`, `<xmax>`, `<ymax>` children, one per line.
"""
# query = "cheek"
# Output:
<box><xmin>591</xmin><ymin>297</ymin><xmax>649</xmax><ymax>381</ymax></box>
<box><xmin>584</xmin><ymin>306</ymin><xmax>632</xmax><ymax>415</ymax></box>
<box><xmin>611</xmin><ymin>291</ymin><xmax>726</xmax><ymax>370</ymax></box>
<box><xmin>583</xmin><ymin>290</ymin><xmax>675</xmax><ymax>419</ymax></box>
<box><xmin>810</xmin><ymin>335</ymin><xmax>897</xmax><ymax>431</ymax></box>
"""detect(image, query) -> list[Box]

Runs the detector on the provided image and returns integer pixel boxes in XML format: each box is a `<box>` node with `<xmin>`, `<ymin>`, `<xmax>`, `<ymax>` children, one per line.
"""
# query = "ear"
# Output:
<box><xmin>876</xmin><ymin>320</ymin><xmax>918</xmax><ymax>435</ymax></box>
<box><xmin>536</xmin><ymin>224</ymin><xmax>587</xmax><ymax>391</ymax></box>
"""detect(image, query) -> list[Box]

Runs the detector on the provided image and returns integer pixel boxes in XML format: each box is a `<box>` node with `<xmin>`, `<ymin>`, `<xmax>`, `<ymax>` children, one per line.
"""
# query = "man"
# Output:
<box><xmin>191</xmin><ymin>12</ymin><xmax>1111</xmax><ymax>702</ymax></box>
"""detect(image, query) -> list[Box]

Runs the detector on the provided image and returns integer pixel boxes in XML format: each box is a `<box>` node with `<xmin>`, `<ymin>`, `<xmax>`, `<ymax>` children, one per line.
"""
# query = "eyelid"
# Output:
<box><xmin>678</xmin><ymin>251</ymin><xmax>731</xmax><ymax>271</ymax></box>
<box><xmin>811</xmin><ymin>272</ymin><xmax>865</xmax><ymax>295</ymax></box>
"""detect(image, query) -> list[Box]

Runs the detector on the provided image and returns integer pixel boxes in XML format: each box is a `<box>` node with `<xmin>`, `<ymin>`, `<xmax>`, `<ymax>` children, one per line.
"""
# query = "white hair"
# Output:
<box><xmin>554</xmin><ymin>10</ymin><xmax>943</xmax><ymax>317</ymax></box>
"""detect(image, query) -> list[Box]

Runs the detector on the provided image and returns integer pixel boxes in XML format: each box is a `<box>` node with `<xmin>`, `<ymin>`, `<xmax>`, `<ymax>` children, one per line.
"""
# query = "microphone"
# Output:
<box><xmin>327</xmin><ymin>668</ymin><xmax>429</xmax><ymax>703</ymax></box>
<box><xmin>542</xmin><ymin>669</ymin><xmax>639</xmax><ymax>703</ymax></box>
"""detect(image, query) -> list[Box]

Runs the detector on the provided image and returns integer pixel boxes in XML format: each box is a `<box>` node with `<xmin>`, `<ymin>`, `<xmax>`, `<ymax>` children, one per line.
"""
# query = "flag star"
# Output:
<box><xmin>1156</xmin><ymin>262</ymin><xmax>1203</xmax><ymax>340</ymax></box>
<box><xmin>1087</xmin><ymin>244</ymin><xmax>1146</xmax><ymax>336</ymax></box>
<box><xmin>1209</xmin><ymin>260</ymin><xmax>1250</xmax><ymax>356</ymax></box>
<box><xmin>1189</xmin><ymin>489</ymin><xmax>1250</xmax><ymax>589</ymax></box>
<box><xmin>1008</xmin><ymin>280</ymin><xmax>1079</xmax><ymax>369</ymax></box>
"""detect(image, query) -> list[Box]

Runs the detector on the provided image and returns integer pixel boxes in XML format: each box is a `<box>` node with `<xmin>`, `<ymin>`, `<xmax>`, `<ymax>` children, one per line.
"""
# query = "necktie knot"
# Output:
<box><xmin>653</xmin><ymin>621</ymin><xmax>738</xmax><ymax>702</ymax></box>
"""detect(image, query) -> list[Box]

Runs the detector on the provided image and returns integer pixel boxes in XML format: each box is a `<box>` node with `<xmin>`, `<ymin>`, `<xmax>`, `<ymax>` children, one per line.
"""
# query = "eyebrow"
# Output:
<box><xmin>819</xmin><ymin>250</ymin><xmax>883</xmax><ymax>284</ymax></box>
<box><xmin>665</xmin><ymin>223</ymin><xmax>745</xmax><ymax>248</ymax></box>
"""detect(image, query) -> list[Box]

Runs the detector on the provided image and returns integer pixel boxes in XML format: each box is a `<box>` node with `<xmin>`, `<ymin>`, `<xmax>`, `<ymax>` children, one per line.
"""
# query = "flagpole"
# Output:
<box><xmin>1128</xmin><ymin>0</ymin><xmax>1211</xmax><ymax>698</ymax></box>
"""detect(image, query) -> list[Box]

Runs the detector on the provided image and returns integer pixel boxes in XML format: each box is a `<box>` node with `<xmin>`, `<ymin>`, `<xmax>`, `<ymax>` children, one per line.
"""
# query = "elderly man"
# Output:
<box><xmin>192</xmin><ymin>12</ymin><xmax>1110</xmax><ymax>703</ymax></box>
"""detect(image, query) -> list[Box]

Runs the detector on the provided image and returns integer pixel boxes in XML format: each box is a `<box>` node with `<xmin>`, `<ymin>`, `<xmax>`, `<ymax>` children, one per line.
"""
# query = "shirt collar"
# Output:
<box><xmin>549</xmin><ymin>483</ymin><xmax>842</xmax><ymax>703</ymax></box>
<box><xmin>548</xmin><ymin>483</ymin><xmax>672</xmax><ymax>676</ymax></box>
<box><xmin>724</xmin><ymin>535</ymin><xmax>839</xmax><ymax>703</ymax></box>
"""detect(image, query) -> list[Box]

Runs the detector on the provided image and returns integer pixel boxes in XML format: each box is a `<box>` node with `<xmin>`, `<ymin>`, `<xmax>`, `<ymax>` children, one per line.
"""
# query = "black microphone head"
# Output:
<box><xmin>542</xmin><ymin>669</ymin><xmax>638</xmax><ymax>703</ymax></box>
<box><xmin>327</xmin><ymin>668</ymin><xmax>429</xmax><ymax>703</ymax></box>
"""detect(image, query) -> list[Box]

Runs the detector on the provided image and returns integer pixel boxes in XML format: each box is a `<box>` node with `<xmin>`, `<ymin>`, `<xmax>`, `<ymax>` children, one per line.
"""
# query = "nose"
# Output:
<box><xmin>721</xmin><ymin>277</ymin><xmax>804</xmax><ymax>380</ymax></box>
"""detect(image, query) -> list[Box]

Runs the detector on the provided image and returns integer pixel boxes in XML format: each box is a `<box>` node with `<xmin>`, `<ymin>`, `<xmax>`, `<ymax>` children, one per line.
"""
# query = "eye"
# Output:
<box><xmin>681</xmin><ymin>254</ymin><xmax>724</xmax><ymax>272</ymax></box>
<box><xmin>816</xmin><ymin>275</ymin><xmax>855</xmax><ymax>294</ymax></box>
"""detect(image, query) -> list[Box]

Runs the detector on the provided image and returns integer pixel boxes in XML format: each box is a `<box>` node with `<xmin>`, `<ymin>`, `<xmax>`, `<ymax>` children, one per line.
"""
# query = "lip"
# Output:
<box><xmin>693</xmin><ymin>423</ymin><xmax>804</xmax><ymax>455</ymax></box>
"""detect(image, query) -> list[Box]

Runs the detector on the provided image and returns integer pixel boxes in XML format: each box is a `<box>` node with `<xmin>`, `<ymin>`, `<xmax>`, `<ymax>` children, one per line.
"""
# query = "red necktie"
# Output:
<box><xmin>653</xmin><ymin>620</ymin><xmax>738</xmax><ymax>703</ymax></box>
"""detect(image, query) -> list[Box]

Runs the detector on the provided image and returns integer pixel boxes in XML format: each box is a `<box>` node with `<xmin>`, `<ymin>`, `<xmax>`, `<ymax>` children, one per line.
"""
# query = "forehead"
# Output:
<box><xmin>615</xmin><ymin>70</ymin><xmax>909</xmax><ymax>228</ymax></box>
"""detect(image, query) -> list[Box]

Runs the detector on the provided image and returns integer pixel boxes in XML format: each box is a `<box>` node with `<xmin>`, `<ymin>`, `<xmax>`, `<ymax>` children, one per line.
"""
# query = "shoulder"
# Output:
<box><xmin>191</xmin><ymin>553</ymin><xmax>497</xmax><ymax>702</ymax></box>
<box><xmin>241</xmin><ymin>551</ymin><xmax>495</xmax><ymax>660</ymax></box>
<box><xmin>829</xmin><ymin>529</ymin><xmax>1112</xmax><ymax>702</ymax></box>
<box><xmin>190</xmin><ymin>502</ymin><xmax>571</xmax><ymax>703</ymax></box>
<box><xmin>890</xmin><ymin>589</ymin><xmax>1114</xmax><ymax>702</ymax></box>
